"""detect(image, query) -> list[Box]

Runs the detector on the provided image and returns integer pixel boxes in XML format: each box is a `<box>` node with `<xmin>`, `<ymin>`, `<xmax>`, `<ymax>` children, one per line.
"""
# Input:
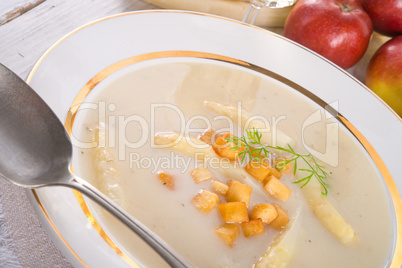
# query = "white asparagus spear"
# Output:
<box><xmin>154</xmin><ymin>132</ymin><xmax>215</xmax><ymax>160</ymax></box>
<box><xmin>300</xmin><ymin>177</ymin><xmax>358</xmax><ymax>245</ymax></box>
<box><xmin>142</xmin><ymin>0</ymin><xmax>292</xmax><ymax>28</ymax></box>
<box><xmin>154</xmin><ymin>132</ymin><xmax>266</xmax><ymax>194</ymax></box>
<box><xmin>204</xmin><ymin>100</ymin><xmax>296</xmax><ymax>148</ymax></box>
<box><xmin>255</xmin><ymin>211</ymin><xmax>301</xmax><ymax>268</ymax></box>
<box><xmin>92</xmin><ymin>123</ymin><xmax>128</xmax><ymax>210</ymax></box>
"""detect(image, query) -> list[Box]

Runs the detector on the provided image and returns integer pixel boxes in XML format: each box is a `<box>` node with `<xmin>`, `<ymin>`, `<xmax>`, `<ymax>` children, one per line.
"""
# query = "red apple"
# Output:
<box><xmin>365</xmin><ymin>35</ymin><xmax>402</xmax><ymax>117</ymax></box>
<box><xmin>360</xmin><ymin>0</ymin><xmax>402</xmax><ymax>37</ymax></box>
<box><xmin>284</xmin><ymin>0</ymin><xmax>373</xmax><ymax>69</ymax></box>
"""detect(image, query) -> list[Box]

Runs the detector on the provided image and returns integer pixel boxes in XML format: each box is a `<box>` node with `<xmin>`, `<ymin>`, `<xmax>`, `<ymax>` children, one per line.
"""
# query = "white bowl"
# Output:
<box><xmin>26</xmin><ymin>10</ymin><xmax>402</xmax><ymax>268</ymax></box>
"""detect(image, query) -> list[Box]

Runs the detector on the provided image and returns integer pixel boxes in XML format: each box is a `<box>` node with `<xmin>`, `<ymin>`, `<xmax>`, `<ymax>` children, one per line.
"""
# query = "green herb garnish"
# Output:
<box><xmin>226</xmin><ymin>128</ymin><xmax>329</xmax><ymax>195</ymax></box>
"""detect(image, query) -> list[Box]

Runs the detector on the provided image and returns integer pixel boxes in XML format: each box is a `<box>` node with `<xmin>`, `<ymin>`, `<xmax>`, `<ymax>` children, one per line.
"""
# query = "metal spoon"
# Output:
<box><xmin>0</xmin><ymin>63</ymin><xmax>192</xmax><ymax>268</ymax></box>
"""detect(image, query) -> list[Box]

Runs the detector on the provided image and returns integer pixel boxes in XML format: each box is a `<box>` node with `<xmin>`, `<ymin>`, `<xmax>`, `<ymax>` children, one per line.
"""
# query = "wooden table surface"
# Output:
<box><xmin>0</xmin><ymin>0</ymin><xmax>157</xmax><ymax>80</ymax></box>
<box><xmin>0</xmin><ymin>0</ymin><xmax>392</xmax><ymax>267</ymax></box>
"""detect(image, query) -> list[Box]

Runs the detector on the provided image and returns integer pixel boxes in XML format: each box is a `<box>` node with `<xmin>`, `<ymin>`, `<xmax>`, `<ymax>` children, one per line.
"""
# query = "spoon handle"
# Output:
<box><xmin>67</xmin><ymin>174</ymin><xmax>193</xmax><ymax>268</ymax></box>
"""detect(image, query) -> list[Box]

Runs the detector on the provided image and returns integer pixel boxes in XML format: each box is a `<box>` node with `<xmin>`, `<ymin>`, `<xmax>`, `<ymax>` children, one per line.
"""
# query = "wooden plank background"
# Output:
<box><xmin>0</xmin><ymin>0</ymin><xmax>157</xmax><ymax>79</ymax></box>
<box><xmin>0</xmin><ymin>0</ymin><xmax>46</xmax><ymax>26</ymax></box>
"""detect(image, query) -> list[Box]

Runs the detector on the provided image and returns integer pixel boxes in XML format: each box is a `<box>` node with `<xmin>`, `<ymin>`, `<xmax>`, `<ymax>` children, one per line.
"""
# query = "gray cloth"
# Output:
<box><xmin>0</xmin><ymin>177</ymin><xmax>72</xmax><ymax>267</ymax></box>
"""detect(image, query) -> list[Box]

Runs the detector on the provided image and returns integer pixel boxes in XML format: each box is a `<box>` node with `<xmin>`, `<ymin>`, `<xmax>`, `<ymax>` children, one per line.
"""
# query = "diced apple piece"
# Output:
<box><xmin>218</xmin><ymin>202</ymin><xmax>249</xmax><ymax>223</ymax></box>
<box><xmin>199</xmin><ymin>128</ymin><xmax>215</xmax><ymax>145</ymax></box>
<box><xmin>211</xmin><ymin>180</ymin><xmax>229</xmax><ymax>196</ymax></box>
<box><xmin>241</xmin><ymin>219</ymin><xmax>265</xmax><ymax>237</ymax></box>
<box><xmin>270</xmin><ymin>204</ymin><xmax>290</xmax><ymax>229</ymax></box>
<box><xmin>190</xmin><ymin>166</ymin><xmax>213</xmax><ymax>184</ymax></box>
<box><xmin>226</xmin><ymin>180</ymin><xmax>253</xmax><ymax>207</ymax></box>
<box><xmin>250</xmin><ymin>204</ymin><xmax>278</xmax><ymax>224</ymax></box>
<box><xmin>157</xmin><ymin>171</ymin><xmax>175</xmax><ymax>190</ymax></box>
<box><xmin>263</xmin><ymin>176</ymin><xmax>291</xmax><ymax>201</ymax></box>
<box><xmin>192</xmin><ymin>190</ymin><xmax>220</xmax><ymax>213</ymax></box>
<box><xmin>214</xmin><ymin>224</ymin><xmax>239</xmax><ymax>247</ymax></box>
<box><xmin>244</xmin><ymin>160</ymin><xmax>271</xmax><ymax>182</ymax></box>
<box><xmin>212</xmin><ymin>133</ymin><xmax>243</xmax><ymax>161</ymax></box>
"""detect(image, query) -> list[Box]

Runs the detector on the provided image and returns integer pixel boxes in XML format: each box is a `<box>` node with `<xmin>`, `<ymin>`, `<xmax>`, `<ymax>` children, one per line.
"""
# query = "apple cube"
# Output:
<box><xmin>214</xmin><ymin>224</ymin><xmax>239</xmax><ymax>247</ymax></box>
<box><xmin>211</xmin><ymin>180</ymin><xmax>229</xmax><ymax>196</ymax></box>
<box><xmin>226</xmin><ymin>180</ymin><xmax>252</xmax><ymax>207</ymax></box>
<box><xmin>244</xmin><ymin>160</ymin><xmax>271</xmax><ymax>182</ymax></box>
<box><xmin>270</xmin><ymin>204</ymin><xmax>290</xmax><ymax>229</ymax></box>
<box><xmin>250</xmin><ymin>204</ymin><xmax>278</xmax><ymax>224</ymax></box>
<box><xmin>218</xmin><ymin>202</ymin><xmax>249</xmax><ymax>223</ymax></box>
<box><xmin>157</xmin><ymin>172</ymin><xmax>175</xmax><ymax>190</ymax></box>
<box><xmin>241</xmin><ymin>219</ymin><xmax>265</xmax><ymax>237</ymax></box>
<box><xmin>192</xmin><ymin>190</ymin><xmax>219</xmax><ymax>213</ymax></box>
<box><xmin>190</xmin><ymin>166</ymin><xmax>213</xmax><ymax>184</ymax></box>
<box><xmin>263</xmin><ymin>176</ymin><xmax>291</xmax><ymax>201</ymax></box>
<box><xmin>212</xmin><ymin>133</ymin><xmax>243</xmax><ymax>161</ymax></box>
<box><xmin>199</xmin><ymin>128</ymin><xmax>215</xmax><ymax>145</ymax></box>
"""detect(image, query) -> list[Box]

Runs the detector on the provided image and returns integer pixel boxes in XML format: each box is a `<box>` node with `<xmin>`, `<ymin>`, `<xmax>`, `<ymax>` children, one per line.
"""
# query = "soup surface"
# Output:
<box><xmin>72</xmin><ymin>59</ymin><xmax>394</xmax><ymax>268</ymax></box>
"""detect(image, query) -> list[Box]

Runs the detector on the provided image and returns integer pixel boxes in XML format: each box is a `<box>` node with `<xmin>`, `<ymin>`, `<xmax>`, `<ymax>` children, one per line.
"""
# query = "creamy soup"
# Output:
<box><xmin>71</xmin><ymin>59</ymin><xmax>394</xmax><ymax>268</ymax></box>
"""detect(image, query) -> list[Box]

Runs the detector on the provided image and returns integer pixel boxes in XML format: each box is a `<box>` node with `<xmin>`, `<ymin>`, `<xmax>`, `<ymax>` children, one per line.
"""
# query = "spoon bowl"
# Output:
<box><xmin>0</xmin><ymin>63</ymin><xmax>192</xmax><ymax>268</ymax></box>
<box><xmin>0</xmin><ymin>64</ymin><xmax>72</xmax><ymax>188</ymax></box>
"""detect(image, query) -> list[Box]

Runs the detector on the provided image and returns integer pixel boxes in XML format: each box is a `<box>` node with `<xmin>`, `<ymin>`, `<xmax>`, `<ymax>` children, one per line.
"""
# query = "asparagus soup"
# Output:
<box><xmin>71</xmin><ymin>59</ymin><xmax>394</xmax><ymax>268</ymax></box>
